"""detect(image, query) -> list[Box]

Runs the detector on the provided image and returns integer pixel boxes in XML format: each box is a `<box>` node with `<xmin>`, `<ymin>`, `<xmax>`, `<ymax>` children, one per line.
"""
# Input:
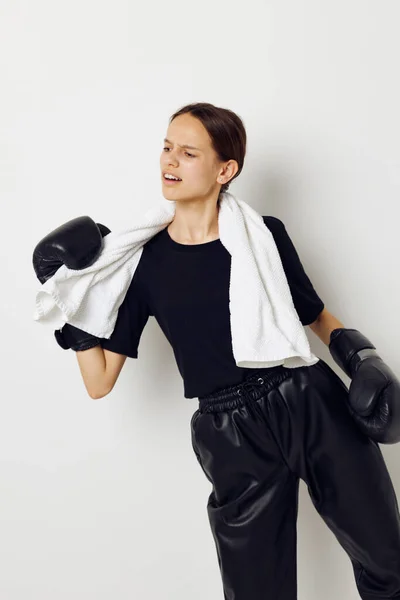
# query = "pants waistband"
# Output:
<box><xmin>198</xmin><ymin>366</ymin><xmax>294</xmax><ymax>413</ymax></box>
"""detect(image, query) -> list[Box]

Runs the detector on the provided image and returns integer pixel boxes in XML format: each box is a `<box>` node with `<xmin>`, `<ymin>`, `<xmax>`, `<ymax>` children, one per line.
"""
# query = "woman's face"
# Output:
<box><xmin>160</xmin><ymin>113</ymin><xmax>224</xmax><ymax>203</ymax></box>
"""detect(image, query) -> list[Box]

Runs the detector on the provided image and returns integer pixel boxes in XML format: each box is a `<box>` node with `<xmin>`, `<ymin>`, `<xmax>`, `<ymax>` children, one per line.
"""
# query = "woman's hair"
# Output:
<box><xmin>169</xmin><ymin>102</ymin><xmax>247</xmax><ymax>198</ymax></box>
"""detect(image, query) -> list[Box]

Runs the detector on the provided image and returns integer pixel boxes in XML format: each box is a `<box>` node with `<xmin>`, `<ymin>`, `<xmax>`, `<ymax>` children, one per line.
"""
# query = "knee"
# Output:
<box><xmin>358</xmin><ymin>555</ymin><xmax>400</xmax><ymax>598</ymax></box>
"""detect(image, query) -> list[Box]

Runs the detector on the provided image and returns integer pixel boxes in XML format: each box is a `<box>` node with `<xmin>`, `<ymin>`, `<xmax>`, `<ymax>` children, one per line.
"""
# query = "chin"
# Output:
<box><xmin>161</xmin><ymin>191</ymin><xmax>179</xmax><ymax>201</ymax></box>
<box><xmin>161</xmin><ymin>187</ymin><xmax>184</xmax><ymax>199</ymax></box>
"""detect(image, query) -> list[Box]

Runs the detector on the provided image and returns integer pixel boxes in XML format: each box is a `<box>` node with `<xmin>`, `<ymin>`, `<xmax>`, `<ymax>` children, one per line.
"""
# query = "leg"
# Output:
<box><xmin>281</xmin><ymin>359</ymin><xmax>400</xmax><ymax>599</ymax></box>
<box><xmin>191</xmin><ymin>405</ymin><xmax>300</xmax><ymax>600</ymax></box>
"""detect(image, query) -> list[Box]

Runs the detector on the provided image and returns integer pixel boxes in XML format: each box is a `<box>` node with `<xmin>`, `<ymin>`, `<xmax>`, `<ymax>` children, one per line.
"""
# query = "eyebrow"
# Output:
<box><xmin>164</xmin><ymin>138</ymin><xmax>201</xmax><ymax>151</ymax></box>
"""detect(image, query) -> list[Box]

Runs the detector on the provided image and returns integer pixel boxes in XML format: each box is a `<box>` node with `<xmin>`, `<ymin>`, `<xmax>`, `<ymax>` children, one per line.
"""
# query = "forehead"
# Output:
<box><xmin>165</xmin><ymin>114</ymin><xmax>211</xmax><ymax>151</ymax></box>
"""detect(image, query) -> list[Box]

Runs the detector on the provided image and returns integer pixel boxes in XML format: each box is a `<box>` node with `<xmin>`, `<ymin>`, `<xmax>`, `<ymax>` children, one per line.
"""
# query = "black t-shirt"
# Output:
<box><xmin>100</xmin><ymin>216</ymin><xmax>324</xmax><ymax>399</ymax></box>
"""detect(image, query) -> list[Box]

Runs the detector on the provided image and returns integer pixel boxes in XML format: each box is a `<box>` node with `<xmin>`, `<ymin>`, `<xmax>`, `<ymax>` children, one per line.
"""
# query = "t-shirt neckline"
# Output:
<box><xmin>162</xmin><ymin>227</ymin><xmax>222</xmax><ymax>253</ymax></box>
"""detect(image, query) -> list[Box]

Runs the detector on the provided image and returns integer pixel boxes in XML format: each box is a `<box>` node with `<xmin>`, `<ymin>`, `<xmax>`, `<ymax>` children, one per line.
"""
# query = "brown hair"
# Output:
<box><xmin>169</xmin><ymin>102</ymin><xmax>247</xmax><ymax>199</ymax></box>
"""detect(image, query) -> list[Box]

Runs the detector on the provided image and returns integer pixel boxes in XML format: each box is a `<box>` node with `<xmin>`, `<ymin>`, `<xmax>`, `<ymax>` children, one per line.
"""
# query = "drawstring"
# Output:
<box><xmin>198</xmin><ymin>367</ymin><xmax>293</xmax><ymax>413</ymax></box>
<box><xmin>199</xmin><ymin>375</ymin><xmax>266</xmax><ymax>413</ymax></box>
<box><xmin>235</xmin><ymin>376</ymin><xmax>265</xmax><ymax>396</ymax></box>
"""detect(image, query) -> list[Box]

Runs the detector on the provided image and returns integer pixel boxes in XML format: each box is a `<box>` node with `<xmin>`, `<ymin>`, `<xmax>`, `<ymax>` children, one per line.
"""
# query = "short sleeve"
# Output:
<box><xmin>100</xmin><ymin>262</ymin><xmax>150</xmax><ymax>358</ymax></box>
<box><xmin>262</xmin><ymin>216</ymin><xmax>325</xmax><ymax>326</ymax></box>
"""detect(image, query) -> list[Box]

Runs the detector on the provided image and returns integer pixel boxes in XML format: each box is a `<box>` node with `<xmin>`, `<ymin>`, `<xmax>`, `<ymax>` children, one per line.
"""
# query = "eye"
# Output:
<box><xmin>163</xmin><ymin>147</ymin><xmax>195</xmax><ymax>158</ymax></box>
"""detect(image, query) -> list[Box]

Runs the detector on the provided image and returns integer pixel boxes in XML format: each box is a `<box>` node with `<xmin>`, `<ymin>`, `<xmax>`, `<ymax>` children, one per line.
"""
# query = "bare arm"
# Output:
<box><xmin>308</xmin><ymin>308</ymin><xmax>345</xmax><ymax>346</ymax></box>
<box><xmin>76</xmin><ymin>345</ymin><xmax>127</xmax><ymax>399</ymax></box>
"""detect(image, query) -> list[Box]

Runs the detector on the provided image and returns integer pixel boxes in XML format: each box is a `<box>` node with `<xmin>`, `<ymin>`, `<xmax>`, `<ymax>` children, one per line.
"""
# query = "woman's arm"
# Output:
<box><xmin>308</xmin><ymin>308</ymin><xmax>345</xmax><ymax>346</ymax></box>
<box><xmin>76</xmin><ymin>346</ymin><xmax>127</xmax><ymax>399</ymax></box>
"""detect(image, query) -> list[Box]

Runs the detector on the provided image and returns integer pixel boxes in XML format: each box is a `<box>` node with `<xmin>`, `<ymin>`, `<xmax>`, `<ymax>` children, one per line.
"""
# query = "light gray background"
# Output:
<box><xmin>1</xmin><ymin>0</ymin><xmax>399</xmax><ymax>598</ymax></box>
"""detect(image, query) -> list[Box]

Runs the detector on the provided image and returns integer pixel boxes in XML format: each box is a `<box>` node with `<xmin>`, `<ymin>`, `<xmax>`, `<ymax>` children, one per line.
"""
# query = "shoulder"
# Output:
<box><xmin>260</xmin><ymin>215</ymin><xmax>299</xmax><ymax>258</ymax></box>
<box><xmin>261</xmin><ymin>215</ymin><xmax>286</xmax><ymax>235</ymax></box>
<box><xmin>261</xmin><ymin>215</ymin><xmax>284</xmax><ymax>226</ymax></box>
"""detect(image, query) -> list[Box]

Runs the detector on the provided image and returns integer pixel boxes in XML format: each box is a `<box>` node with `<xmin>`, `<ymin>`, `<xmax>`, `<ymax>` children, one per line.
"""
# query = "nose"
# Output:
<box><xmin>162</xmin><ymin>145</ymin><xmax>179</xmax><ymax>163</ymax></box>
<box><xmin>167</xmin><ymin>152</ymin><xmax>179</xmax><ymax>166</ymax></box>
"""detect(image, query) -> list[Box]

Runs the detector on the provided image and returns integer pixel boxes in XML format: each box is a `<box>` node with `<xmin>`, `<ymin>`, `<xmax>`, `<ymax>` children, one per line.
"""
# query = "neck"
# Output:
<box><xmin>167</xmin><ymin>194</ymin><xmax>221</xmax><ymax>244</ymax></box>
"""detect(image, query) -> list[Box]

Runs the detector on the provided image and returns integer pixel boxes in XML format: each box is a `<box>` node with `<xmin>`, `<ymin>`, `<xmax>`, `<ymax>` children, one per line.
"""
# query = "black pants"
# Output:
<box><xmin>191</xmin><ymin>358</ymin><xmax>400</xmax><ymax>599</ymax></box>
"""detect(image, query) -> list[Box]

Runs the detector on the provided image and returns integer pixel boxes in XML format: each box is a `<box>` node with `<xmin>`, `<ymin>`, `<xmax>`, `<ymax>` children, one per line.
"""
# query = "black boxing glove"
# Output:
<box><xmin>32</xmin><ymin>216</ymin><xmax>111</xmax><ymax>351</ymax></box>
<box><xmin>329</xmin><ymin>328</ymin><xmax>400</xmax><ymax>444</ymax></box>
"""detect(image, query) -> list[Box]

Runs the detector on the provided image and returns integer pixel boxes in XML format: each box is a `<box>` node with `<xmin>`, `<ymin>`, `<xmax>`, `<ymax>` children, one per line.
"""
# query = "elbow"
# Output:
<box><xmin>89</xmin><ymin>385</ymin><xmax>112</xmax><ymax>400</ymax></box>
<box><xmin>90</xmin><ymin>392</ymin><xmax>107</xmax><ymax>400</ymax></box>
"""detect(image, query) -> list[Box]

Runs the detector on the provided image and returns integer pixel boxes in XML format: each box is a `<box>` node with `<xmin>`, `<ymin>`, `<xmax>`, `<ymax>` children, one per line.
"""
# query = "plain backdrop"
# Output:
<box><xmin>1</xmin><ymin>0</ymin><xmax>400</xmax><ymax>598</ymax></box>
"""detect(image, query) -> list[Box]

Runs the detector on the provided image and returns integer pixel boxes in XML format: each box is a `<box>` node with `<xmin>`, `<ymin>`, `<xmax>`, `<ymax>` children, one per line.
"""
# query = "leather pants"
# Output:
<box><xmin>191</xmin><ymin>358</ymin><xmax>400</xmax><ymax>599</ymax></box>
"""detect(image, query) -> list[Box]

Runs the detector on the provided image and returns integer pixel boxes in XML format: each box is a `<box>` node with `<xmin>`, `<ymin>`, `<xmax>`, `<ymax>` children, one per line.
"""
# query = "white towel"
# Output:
<box><xmin>33</xmin><ymin>191</ymin><xmax>319</xmax><ymax>369</ymax></box>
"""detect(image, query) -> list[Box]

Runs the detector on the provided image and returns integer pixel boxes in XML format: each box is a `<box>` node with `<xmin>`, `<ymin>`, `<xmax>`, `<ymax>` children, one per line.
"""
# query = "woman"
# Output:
<box><xmin>83</xmin><ymin>102</ymin><xmax>400</xmax><ymax>599</ymax></box>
